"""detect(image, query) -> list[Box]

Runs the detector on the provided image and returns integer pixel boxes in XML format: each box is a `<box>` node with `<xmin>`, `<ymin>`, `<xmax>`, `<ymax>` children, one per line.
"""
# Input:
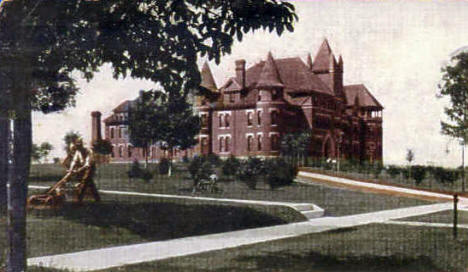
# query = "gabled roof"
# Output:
<box><xmin>344</xmin><ymin>84</ymin><xmax>383</xmax><ymax>109</ymax></box>
<box><xmin>229</xmin><ymin>56</ymin><xmax>332</xmax><ymax>95</ymax></box>
<box><xmin>223</xmin><ymin>77</ymin><xmax>243</xmax><ymax>92</ymax></box>
<box><xmin>312</xmin><ymin>39</ymin><xmax>334</xmax><ymax>72</ymax></box>
<box><xmin>256</xmin><ymin>52</ymin><xmax>284</xmax><ymax>88</ymax></box>
<box><xmin>200</xmin><ymin>62</ymin><xmax>218</xmax><ymax>92</ymax></box>
<box><xmin>113</xmin><ymin>100</ymin><xmax>133</xmax><ymax>113</ymax></box>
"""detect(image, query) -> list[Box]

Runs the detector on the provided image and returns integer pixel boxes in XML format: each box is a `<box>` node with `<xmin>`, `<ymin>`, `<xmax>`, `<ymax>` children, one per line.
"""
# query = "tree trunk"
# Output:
<box><xmin>144</xmin><ymin>146</ymin><xmax>148</xmax><ymax>169</ymax></box>
<box><xmin>0</xmin><ymin>116</ymin><xmax>8</xmax><ymax>215</ymax></box>
<box><xmin>167</xmin><ymin>147</ymin><xmax>173</xmax><ymax>177</ymax></box>
<box><xmin>7</xmin><ymin>98</ymin><xmax>32</xmax><ymax>272</ymax></box>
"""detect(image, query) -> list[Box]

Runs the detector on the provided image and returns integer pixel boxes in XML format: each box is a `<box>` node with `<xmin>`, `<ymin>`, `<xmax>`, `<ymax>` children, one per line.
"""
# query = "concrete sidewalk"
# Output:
<box><xmin>28</xmin><ymin>202</ymin><xmax>452</xmax><ymax>271</ymax></box>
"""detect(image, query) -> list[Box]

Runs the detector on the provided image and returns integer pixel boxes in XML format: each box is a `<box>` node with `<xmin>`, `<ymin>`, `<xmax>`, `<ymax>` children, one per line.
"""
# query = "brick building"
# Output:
<box><xmin>197</xmin><ymin>39</ymin><xmax>383</xmax><ymax>162</ymax></box>
<box><xmin>92</xmin><ymin>39</ymin><xmax>383</xmax><ymax>163</ymax></box>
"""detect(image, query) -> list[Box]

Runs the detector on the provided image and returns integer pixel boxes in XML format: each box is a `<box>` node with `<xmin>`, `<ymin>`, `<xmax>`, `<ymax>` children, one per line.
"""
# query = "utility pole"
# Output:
<box><xmin>453</xmin><ymin>194</ymin><xmax>458</xmax><ymax>239</ymax></box>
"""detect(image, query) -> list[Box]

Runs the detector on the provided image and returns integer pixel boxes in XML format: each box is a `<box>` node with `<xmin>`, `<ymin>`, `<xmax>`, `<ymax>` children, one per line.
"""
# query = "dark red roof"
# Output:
<box><xmin>256</xmin><ymin>52</ymin><xmax>284</xmax><ymax>88</ymax></box>
<box><xmin>113</xmin><ymin>100</ymin><xmax>132</xmax><ymax>113</ymax></box>
<box><xmin>312</xmin><ymin>39</ymin><xmax>333</xmax><ymax>72</ymax></box>
<box><xmin>238</xmin><ymin>56</ymin><xmax>332</xmax><ymax>95</ymax></box>
<box><xmin>344</xmin><ymin>84</ymin><xmax>383</xmax><ymax>109</ymax></box>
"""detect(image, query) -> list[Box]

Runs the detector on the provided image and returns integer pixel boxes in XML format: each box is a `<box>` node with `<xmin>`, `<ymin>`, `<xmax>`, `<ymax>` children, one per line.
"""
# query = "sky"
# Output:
<box><xmin>32</xmin><ymin>0</ymin><xmax>468</xmax><ymax>166</ymax></box>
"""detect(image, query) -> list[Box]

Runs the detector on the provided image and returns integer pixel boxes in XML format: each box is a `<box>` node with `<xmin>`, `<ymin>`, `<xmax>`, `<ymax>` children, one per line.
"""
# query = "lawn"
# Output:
<box><xmin>0</xmin><ymin>193</ymin><xmax>302</xmax><ymax>260</ymax></box>
<box><xmin>397</xmin><ymin>210</ymin><xmax>468</xmax><ymax>224</ymax></box>
<box><xmin>29</xmin><ymin>163</ymin><xmax>432</xmax><ymax>217</ymax></box>
<box><xmin>94</xmin><ymin>223</ymin><xmax>468</xmax><ymax>272</ymax></box>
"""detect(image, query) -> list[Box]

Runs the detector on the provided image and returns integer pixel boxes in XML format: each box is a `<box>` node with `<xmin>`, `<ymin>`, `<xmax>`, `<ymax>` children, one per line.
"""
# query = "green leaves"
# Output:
<box><xmin>438</xmin><ymin>52</ymin><xmax>468</xmax><ymax>141</ymax></box>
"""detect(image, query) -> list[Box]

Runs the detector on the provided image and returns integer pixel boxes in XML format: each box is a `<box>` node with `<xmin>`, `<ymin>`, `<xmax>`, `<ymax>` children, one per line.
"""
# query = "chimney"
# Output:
<box><xmin>91</xmin><ymin>111</ymin><xmax>102</xmax><ymax>144</ymax></box>
<box><xmin>235</xmin><ymin>59</ymin><xmax>246</xmax><ymax>88</ymax></box>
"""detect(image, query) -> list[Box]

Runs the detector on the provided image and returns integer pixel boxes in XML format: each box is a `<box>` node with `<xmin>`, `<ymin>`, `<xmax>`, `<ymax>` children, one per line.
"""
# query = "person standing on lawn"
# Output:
<box><xmin>68</xmin><ymin>138</ymin><xmax>101</xmax><ymax>202</ymax></box>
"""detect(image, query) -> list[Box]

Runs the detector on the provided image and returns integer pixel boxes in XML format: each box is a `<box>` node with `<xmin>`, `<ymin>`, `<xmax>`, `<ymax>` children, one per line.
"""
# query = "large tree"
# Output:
<box><xmin>438</xmin><ymin>52</ymin><xmax>468</xmax><ymax>192</ymax></box>
<box><xmin>0</xmin><ymin>1</ymin><xmax>297</xmax><ymax>270</ymax></box>
<box><xmin>31</xmin><ymin>142</ymin><xmax>53</xmax><ymax>163</ymax></box>
<box><xmin>129</xmin><ymin>90</ymin><xmax>200</xmax><ymax>174</ymax></box>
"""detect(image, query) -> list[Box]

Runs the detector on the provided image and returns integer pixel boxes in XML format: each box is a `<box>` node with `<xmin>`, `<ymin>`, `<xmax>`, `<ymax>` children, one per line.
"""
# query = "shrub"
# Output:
<box><xmin>222</xmin><ymin>155</ymin><xmax>240</xmax><ymax>178</ymax></box>
<box><xmin>127</xmin><ymin>159</ymin><xmax>143</xmax><ymax>180</ymax></box>
<box><xmin>371</xmin><ymin>162</ymin><xmax>384</xmax><ymax>179</ymax></box>
<box><xmin>386</xmin><ymin>165</ymin><xmax>401</xmax><ymax>179</ymax></box>
<box><xmin>53</xmin><ymin>157</ymin><xmax>60</xmax><ymax>164</ymax></box>
<box><xmin>92</xmin><ymin>139</ymin><xmax>113</xmax><ymax>155</ymax></box>
<box><xmin>158</xmin><ymin>158</ymin><xmax>170</xmax><ymax>175</ymax></box>
<box><xmin>432</xmin><ymin>167</ymin><xmax>459</xmax><ymax>184</ymax></box>
<box><xmin>188</xmin><ymin>156</ymin><xmax>213</xmax><ymax>187</ymax></box>
<box><xmin>236</xmin><ymin>157</ymin><xmax>264</xmax><ymax>190</ymax></box>
<box><xmin>206</xmin><ymin>153</ymin><xmax>222</xmax><ymax>167</ymax></box>
<box><xmin>264</xmin><ymin>158</ymin><xmax>297</xmax><ymax>190</ymax></box>
<box><xmin>140</xmin><ymin>168</ymin><xmax>154</xmax><ymax>182</ymax></box>
<box><xmin>411</xmin><ymin>165</ymin><xmax>427</xmax><ymax>185</ymax></box>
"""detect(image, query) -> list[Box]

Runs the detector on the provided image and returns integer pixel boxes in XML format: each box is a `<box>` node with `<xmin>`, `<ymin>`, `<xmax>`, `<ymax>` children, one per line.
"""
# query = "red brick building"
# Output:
<box><xmin>197</xmin><ymin>39</ymin><xmax>383</xmax><ymax>162</ymax></box>
<box><xmin>93</xmin><ymin>39</ymin><xmax>383</xmax><ymax>163</ymax></box>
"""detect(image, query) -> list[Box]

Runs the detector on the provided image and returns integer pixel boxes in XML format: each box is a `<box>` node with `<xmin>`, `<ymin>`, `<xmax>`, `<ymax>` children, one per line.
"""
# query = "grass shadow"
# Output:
<box><xmin>30</xmin><ymin>199</ymin><xmax>289</xmax><ymax>242</ymax></box>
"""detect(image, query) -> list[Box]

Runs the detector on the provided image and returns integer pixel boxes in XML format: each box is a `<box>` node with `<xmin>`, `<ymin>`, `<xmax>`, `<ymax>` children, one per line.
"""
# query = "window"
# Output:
<box><xmin>271</xmin><ymin>111</ymin><xmax>278</xmax><ymax>125</ymax></box>
<box><xmin>219</xmin><ymin>114</ymin><xmax>224</xmax><ymax>127</ymax></box>
<box><xmin>201</xmin><ymin>138</ymin><xmax>207</xmax><ymax>147</ymax></box>
<box><xmin>110</xmin><ymin>128</ymin><xmax>114</xmax><ymax>139</ymax></box>
<box><xmin>257</xmin><ymin>135</ymin><xmax>262</xmax><ymax>151</ymax></box>
<box><xmin>257</xmin><ymin>111</ymin><xmax>262</xmax><ymax>126</ymax></box>
<box><xmin>247</xmin><ymin>135</ymin><xmax>253</xmax><ymax>151</ymax></box>
<box><xmin>111</xmin><ymin>146</ymin><xmax>115</xmax><ymax>158</ymax></box>
<box><xmin>219</xmin><ymin>137</ymin><xmax>224</xmax><ymax>152</ymax></box>
<box><xmin>229</xmin><ymin>93</ymin><xmax>235</xmax><ymax>103</ymax></box>
<box><xmin>119</xmin><ymin>127</ymin><xmax>122</xmax><ymax>138</ymax></box>
<box><xmin>258</xmin><ymin>94</ymin><xmax>262</xmax><ymax>101</ymax></box>
<box><xmin>225</xmin><ymin>114</ymin><xmax>230</xmax><ymax>128</ymax></box>
<box><xmin>119</xmin><ymin>146</ymin><xmax>123</xmax><ymax>157</ymax></box>
<box><xmin>128</xmin><ymin>146</ymin><xmax>132</xmax><ymax>158</ymax></box>
<box><xmin>225</xmin><ymin>137</ymin><xmax>230</xmax><ymax>152</ymax></box>
<box><xmin>271</xmin><ymin>134</ymin><xmax>279</xmax><ymax>150</ymax></box>
<box><xmin>201</xmin><ymin>114</ymin><xmax>208</xmax><ymax>128</ymax></box>
<box><xmin>247</xmin><ymin>112</ymin><xmax>253</xmax><ymax>126</ymax></box>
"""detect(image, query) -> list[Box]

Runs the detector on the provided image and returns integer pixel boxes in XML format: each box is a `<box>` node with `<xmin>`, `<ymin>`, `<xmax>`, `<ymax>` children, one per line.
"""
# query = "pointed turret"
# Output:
<box><xmin>338</xmin><ymin>55</ymin><xmax>343</xmax><ymax>72</ymax></box>
<box><xmin>256</xmin><ymin>52</ymin><xmax>283</xmax><ymax>88</ymax></box>
<box><xmin>329</xmin><ymin>53</ymin><xmax>337</xmax><ymax>72</ymax></box>
<box><xmin>306</xmin><ymin>53</ymin><xmax>313</xmax><ymax>70</ymax></box>
<box><xmin>200</xmin><ymin>61</ymin><xmax>218</xmax><ymax>92</ymax></box>
<box><xmin>312</xmin><ymin>38</ymin><xmax>333</xmax><ymax>73</ymax></box>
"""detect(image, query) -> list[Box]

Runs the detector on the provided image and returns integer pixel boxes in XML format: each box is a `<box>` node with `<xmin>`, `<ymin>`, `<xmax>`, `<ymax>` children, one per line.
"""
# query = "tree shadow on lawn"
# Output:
<box><xmin>31</xmin><ymin>200</ymin><xmax>289</xmax><ymax>242</ymax></box>
<box><xmin>230</xmin><ymin>251</ymin><xmax>439</xmax><ymax>272</ymax></box>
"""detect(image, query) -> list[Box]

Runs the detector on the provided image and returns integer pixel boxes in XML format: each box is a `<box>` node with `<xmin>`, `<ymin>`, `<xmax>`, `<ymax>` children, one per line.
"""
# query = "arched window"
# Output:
<box><xmin>225</xmin><ymin>114</ymin><xmax>230</xmax><ymax>128</ymax></box>
<box><xmin>219</xmin><ymin>114</ymin><xmax>224</xmax><ymax>127</ymax></box>
<box><xmin>247</xmin><ymin>135</ymin><xmax>253</xmax><ymax>151</ymax></box>
<box><xmin>257</xmin><ymin>111</ymin><xmax>262</xmax><ymax>126</ymax></box>
<box><xmin>119</xmin><ymin>146</ymin><xmax>123</xmax><ymax>157</ymax></box>
<box><xmin>110</xmin><ymin>128</ymin><xmax>114</xmax><ymax>139</ymax></box>
<box><xmin>257</xmin><ymin>135</ymin><xmax>262</xmax><ymax>151</ymax></box>
<box><xmin>225</xmin><ymin>137</ymin><xmax>230</xmax><ymax>152</ymax></box>
<box><xmin>128</xmin><ymin>146</ymin><xmax>132</xmax><ymax>158</ymax></box>
<box><xmin>247</xmin><ymin>112</ymin><xmax>253</xmax><ymax>126</ymax></box>
<box><xmin>219</xmin><ymin>137</ymin><xmax>224</xmax><ymax>152</ymax></box>
<box><xmin>271</xmin><ymin>111</ymin><xmax>278</xmax><ymax>125</ymax></box>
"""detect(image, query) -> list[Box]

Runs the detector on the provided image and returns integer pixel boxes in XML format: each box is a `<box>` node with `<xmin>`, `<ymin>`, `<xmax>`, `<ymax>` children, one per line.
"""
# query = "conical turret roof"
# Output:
<box><xmin>200</xmin><ymin>61</ymin><xmax>218</xmax><ymax>92</ymax></box>
<box><xmin>312</xmin><ymin>38</ymin><xmax>333</xmax><ymax>72</ymax></box>
<box><xmin>256</xmin><ymin>52</ymin><xmax>283</xmax><ymax>88</ymax></box>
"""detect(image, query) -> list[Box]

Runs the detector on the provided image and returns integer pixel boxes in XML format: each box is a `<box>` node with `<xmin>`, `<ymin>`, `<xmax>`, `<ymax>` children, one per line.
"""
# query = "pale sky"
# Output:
<box><xmin>33</xmin><ymin>0</ymin><xmax>468</xmax><ymax>167</ymax></box>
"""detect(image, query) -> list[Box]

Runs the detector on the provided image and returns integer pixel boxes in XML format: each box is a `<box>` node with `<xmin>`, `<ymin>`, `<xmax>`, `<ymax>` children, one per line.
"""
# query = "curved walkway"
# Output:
<box><xmin>28</xmin><ymin>173</ymin><xmax>468</xmax><ymax>271</ymax></box>
<box><xmin>28</xmin><ymin>185</ymin><xmax>324</xmax><ymax>220</ymax></box>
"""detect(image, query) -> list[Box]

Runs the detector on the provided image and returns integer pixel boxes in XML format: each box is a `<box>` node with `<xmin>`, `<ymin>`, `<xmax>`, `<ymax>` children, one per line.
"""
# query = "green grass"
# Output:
<box><xmin>30</xmin><ymin>163</ymin><xmax>432</xmax><ymax>217</ymax></box>
<box><xmin>94</xmin><ymin>224</ymin><xmax>468</xmax><ymax>272</ymax></box>
<box><xmin>397</xmin><ymin>210</ymin><xmax>468</xmax><ymax>225</ymax></box>
<box><xmin>1</xmin><ymin>193</ymin><xmax>302</xmax><ymax>259</ymax></box>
